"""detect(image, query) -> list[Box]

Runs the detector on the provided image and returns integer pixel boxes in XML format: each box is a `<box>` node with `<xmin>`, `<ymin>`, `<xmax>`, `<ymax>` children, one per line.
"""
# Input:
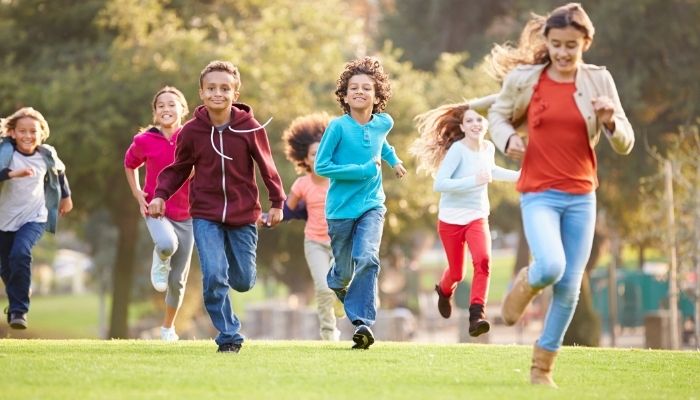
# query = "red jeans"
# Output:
<box><xmin>437</xmin><ymin>218</ymin><xmax>491</xmax><ymax>305</ymax></box>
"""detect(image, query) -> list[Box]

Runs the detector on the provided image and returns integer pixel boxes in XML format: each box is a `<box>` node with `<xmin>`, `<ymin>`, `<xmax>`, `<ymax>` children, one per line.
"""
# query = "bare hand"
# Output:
<box><xmin>394</xmin><ymin>163</ymin><xmax>407</xmax><ymax>179</ymax></box>
<box><xmin>505</xmin><ymin>135</ymin><xmax>526</xmax><ymax>160</ymax></box>
<box><xmin>148</xmin><ymin>198</ymin><xmax>166</xmax><ymax>218</ymax></box>
<box><xmin>135</xmin><ymin>190</ymin><xmax>148</xmax><ymax>217</ymax></box>
<box><xmin>9</xmin><ymin>168</ymin><xmax>34</xmax><ymax>178</ymax></box>
<box><xmin>59</xmin><ymin>197</ymin><xmax>73</xmax><ymax>216</ymax></box>
<box><xmin>266</xmin><ymin>207</ymin><xmax>283</xmax><ymax>227</ymax></box>
<box><xmin>475</xmin><ymin>169</ymin><xmax>492</xmax><ymax>185</ymax></box>
<box><xmin>592</xmin><ymin>96</ymin><xmax>615</xmax><ymax>128</ymax></box>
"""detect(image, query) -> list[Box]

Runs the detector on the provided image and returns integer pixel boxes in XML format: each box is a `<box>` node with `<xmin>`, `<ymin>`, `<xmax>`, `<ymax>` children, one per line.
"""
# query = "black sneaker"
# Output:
<box><xmin>217</xmin><ymin>343</ymin><xmax>242</xmax><ymax>353</ymax></box>
<box><xmin>330</xmin><ymin>287</ymin><xmax>347</xmax><ymax>304</ymax></box>
<box><xmin>9</xmin><ymin>312</ymin><xmax>27</xmax><ymax>330</ymax></box>
<box><xmin>352</xmin><ymin>324</ymin><xmax>375</xmax><ymax>349</ymax></box>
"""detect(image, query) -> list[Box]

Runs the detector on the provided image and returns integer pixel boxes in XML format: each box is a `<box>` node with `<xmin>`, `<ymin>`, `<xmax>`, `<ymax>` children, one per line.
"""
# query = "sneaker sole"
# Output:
<box><xmin>352</xmin><ymin>331</ymin><xmax>375</xmax><ymax>349</ymax></box>
<box><xmin>10</xmin><ymin>321</ymin><xmax>27</xmax><ymax>330</ymax></box>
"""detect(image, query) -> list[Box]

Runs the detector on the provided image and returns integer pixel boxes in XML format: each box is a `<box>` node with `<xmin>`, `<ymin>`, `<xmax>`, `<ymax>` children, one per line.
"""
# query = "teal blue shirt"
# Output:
<box><xmin>315</xmin><ymin>113</ymin><xmax>401</xmax><ymax>219</ymax></box>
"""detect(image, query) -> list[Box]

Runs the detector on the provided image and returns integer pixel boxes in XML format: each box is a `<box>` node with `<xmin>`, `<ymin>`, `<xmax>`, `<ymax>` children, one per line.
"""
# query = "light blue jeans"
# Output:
<box><xmin>193</xmin><ymin>219</ymin><xmax>257</xmax><ymax>346</ymax></box>
<box><xmin>326</xmin><ymin>207</ymin><xmax>385</xmax><ymax>326</ymax></box>
<box><xmin>521</xmin><ymin>190</ymin><xmax>596</xmax><ymax>351</ymax></box>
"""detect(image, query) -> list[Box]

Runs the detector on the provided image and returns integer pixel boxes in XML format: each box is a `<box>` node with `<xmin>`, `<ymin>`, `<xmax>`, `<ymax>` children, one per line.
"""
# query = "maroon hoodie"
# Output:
<box><xmin>154</xmin><ymin>103</ymin><xmax>285</xmax><ymax>226</ymax></box>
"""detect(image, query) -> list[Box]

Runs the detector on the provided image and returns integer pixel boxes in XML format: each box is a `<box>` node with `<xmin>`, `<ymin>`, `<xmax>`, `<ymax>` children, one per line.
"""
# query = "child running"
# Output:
<box><xmin>315</xmin><ymin>56</ymin><xmax>407</xmax><ymax>349</ymax></box>
<box><xmin>411</xmin><ymin>102</ymin><xmax>519</xmax><ymax>337</ymax></box>
<box><xmin>124</xmin><ymin>86</ymin><xmax>194</xmax><ymax>341</ymax></box>
<box><xmin>0</xmin><ymin>107</ymin><xmax>73</xmax><ymax>329</ymax></box>
<box><xmin>282</xmin><ymin>112</ymin><xmax>343</xmax><ymax>341</ymax></box>
<box><xmin>488</xmin><ymin>3</ymin><xmax>634</xmax><ymax>386</ymax></box>
<box><xmin>149</xmin><ymin>60</ymin><xmax>285</xmax><ymax>353</ymax></box>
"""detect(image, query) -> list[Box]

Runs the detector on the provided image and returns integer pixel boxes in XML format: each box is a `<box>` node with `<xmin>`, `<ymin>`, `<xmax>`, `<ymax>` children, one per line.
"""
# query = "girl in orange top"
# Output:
<box><xmin>283</xmin><ymin>113</ymin><xmax>342</xmax><ymax>341</ymax></box>
<box><xmin>487</xmin><ymin>3</ymin><xmax>634</xmax><ymax>387</ymax></box>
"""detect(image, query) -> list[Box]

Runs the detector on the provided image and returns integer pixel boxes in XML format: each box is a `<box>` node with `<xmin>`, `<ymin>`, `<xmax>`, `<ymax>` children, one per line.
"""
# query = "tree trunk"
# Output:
<box><xmin>563</xmin><ymin>230</ymin><xmax>606</xmax><ymax>346</ymax></box>
<box><xmin>108</xmin><ymin>209</ymin><xmax>140</xmax><ymax>338</ymax></box>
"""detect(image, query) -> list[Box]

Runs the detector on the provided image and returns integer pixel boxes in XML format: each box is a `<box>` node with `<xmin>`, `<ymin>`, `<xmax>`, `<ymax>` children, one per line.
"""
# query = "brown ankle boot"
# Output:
<box><xmin>434</xmin><ymin>285</ymin><xmax>452</xmax><ymax>319</ymax></box>
<box><xmin>530</xmin><ymin>344</ymin><xmax>558</xmax><ymax>388</ymax></box>
<box><xmin>501</xmin><ymin>267</ymin><xmax>542</xmax><ymax>326</ymax></box>
<box><xmin>468</xmin><ymin>304</ymin><xmax>490</xmax><ymax>337</ymax></box>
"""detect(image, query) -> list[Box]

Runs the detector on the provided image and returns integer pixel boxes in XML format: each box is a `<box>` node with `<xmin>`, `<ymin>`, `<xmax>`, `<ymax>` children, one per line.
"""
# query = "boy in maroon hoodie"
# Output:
<box><xmin>149</xmin><ymin>60</ymin><xmax>285</xmax><ymax>353</ymax></box>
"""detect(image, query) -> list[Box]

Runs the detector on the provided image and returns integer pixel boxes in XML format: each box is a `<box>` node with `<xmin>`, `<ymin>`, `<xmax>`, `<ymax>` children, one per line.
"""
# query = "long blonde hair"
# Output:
<box><xmin>0</xmin><ymin>107</ymin><xmax>50</xmax><ymax>141</ymax></box>
<box><xmin>410</xmin><ymin>102</ymin><xmax>471</xmax><ymax>175</ymax></box>
<box><xmin>487</xmin><ymin>3</ymin><xmax>595</xmax><ymax>81</ymax></box>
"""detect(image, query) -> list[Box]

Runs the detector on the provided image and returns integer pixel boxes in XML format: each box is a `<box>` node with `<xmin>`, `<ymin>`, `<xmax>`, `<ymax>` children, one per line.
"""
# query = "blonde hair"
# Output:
<box><xmin>487</xmin><ymin>3</ymin><xmax>595</xmax><ymax>81</ymax></box>
<box><xmin>0</xmin><ymin>107</ymin><xmax>50</xmax><ymax>142</ymax></box>
<box><xmin>410</xmin><ymin>102</ymin><xmax>472</xmax><ymax>175</ymax></box>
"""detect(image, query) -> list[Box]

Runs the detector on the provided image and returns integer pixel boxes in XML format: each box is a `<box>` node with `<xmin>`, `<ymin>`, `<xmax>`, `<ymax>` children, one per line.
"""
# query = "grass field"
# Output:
<box><xmin>1</xmin><ymin>340</ymin><xmax>697</xmax><ymax>400</ymax></box>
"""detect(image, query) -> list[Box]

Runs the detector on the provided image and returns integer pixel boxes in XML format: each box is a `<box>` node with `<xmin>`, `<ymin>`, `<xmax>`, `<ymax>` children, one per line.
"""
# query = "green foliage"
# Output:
<box><xmin>2</xmin><ymin>340</ymin><xmax>699</xmax><ymax>399</ymax></box>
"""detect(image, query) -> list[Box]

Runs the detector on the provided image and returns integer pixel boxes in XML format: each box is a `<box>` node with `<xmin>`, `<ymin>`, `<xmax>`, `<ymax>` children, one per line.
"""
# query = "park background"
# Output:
<box><xmin>0</xmin><ymin>0</ymin><xmax>699</xmax><ymax>351</ymax></box>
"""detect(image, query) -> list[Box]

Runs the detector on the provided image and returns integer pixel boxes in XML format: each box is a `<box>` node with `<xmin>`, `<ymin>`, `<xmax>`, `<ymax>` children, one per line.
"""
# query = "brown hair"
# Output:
<box><xmin>0</xmin><ymin>107</ymin><xmax>50</xmax><ymax>141</ymax></box>
<box><xmin>282</xmin><ymin>113</ymin><xmax>331</xmax><ymax>174</ymax></box>
<box><xmin>335</xmin><ymin>56</ymin><xmax>392</xmax><ymax>115</ymax></box>
<box><xmin>410</xmin><ymin>103</ymin><xmax>472</xmax><ymax>175</ymax></box>
<box><xmin>199</xmin><ymin>60</ymin><xmax>241</xmax><ymax>90</ymax></box>
<box><xmin>151</xmin><ymin>86</ymin><xmax>189</xmax><ymax>125</ymax></box>
<box><xmin>487</xmin><ymin>3</ymin><xmax>595</xmax><ymax>81</ymax></box>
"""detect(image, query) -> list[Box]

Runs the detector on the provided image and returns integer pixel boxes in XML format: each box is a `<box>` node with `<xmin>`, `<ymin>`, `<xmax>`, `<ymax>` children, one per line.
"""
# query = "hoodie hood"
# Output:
<box><xmin>193</xmin><ymin>103</ymin><xmax>254</xmax><ymax>129</ymax></box>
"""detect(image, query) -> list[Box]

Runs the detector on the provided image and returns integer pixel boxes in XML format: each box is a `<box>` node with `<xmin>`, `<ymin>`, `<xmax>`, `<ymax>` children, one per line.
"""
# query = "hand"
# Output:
<box><xmin>148</xmin><ymin>198</ymin><xmax>166</xmax><ymax>218</ymax></box>
<box><xmin>59</xmin><ymin>197</ymin><xmax>73</xmax><ymax>216</ymax></box>
<box><xmin>266</xmin><ymin>207</ymin><xmax>283</xmax><ymax>227</ymax></box>
<box><xmin>505</xmin><ymin>135</ymin><xmax>526</xmax><ymax>160</ymax></box>
<box><xmin>134</xmin><ymin>190</ymin><xmax>148</xmax><ymax>217</ymax></box>
<box><xmin>475</xmin><ymin>169</ymin><xmax>492</xmax><ymax>185</ymax></box>
<box><xmin>393</xmin><ymin>163</ymin><xmax>407</xmax><ymax>179</ymax></box>
<box><xmin>592</xmin><ymin>96</ymin><xmax>615</xmax><ymax>128</ymax></box>
<box><xmin>9</xmin><ymin>168</ymin><xmax>34</xmax><ymax>178</ymax></box>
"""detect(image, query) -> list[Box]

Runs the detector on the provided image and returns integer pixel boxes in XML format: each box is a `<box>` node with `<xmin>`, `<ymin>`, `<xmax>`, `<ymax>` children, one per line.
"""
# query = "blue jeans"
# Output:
<box><xmin>192</xmin><ymin>219</ymin><xmax>257</xmax><ymax>346</ymax></box>
<box><xmin>0</xmin><ymin>222</ymin><xmax>46</xmax><ymax>313</ymax></box>
<box><xmin>326</xmin><ymin>207</ymin><xmax>385</xmax><ymax>326</ymax></box>
<box><xmin>521</xmin><ymin>190</ymin><xmax>596</xmax><ymax>351</ymax></box>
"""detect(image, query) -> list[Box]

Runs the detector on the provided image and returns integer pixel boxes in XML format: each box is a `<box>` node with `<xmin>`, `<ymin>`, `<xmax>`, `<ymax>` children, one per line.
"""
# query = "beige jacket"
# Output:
<box><xmin>485</xmin><ymin>63</ymin><xmax>634</xmax><ymax>155</ymax></box>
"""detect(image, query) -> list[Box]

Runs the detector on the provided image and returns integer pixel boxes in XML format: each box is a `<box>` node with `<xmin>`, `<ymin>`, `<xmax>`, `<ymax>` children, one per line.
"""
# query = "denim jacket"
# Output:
<box><xmin>0</xmin><ymin>137</ymin><xmax>67</xmax><ymax>233</ymax></box>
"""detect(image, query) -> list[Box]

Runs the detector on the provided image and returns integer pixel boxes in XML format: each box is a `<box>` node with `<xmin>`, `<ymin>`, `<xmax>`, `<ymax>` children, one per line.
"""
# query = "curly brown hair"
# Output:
<box><xmin>199</xmin><ymin>60</ymin><xmax>241</xmax><ymax>90</ymax></box>
<box><xmin>334</xmin><ymin>56</ymin><xmax>392</xmax><ymax>115</ymax></box>
<box><xmin>410</xmin><ymin>103</ymin><xmax>472</xmax><ymax>175</ymax></box>
<box><xmin>282</xmin><ymin>112</ymin><xmax>331</xmax><ymax>174</ymax></box>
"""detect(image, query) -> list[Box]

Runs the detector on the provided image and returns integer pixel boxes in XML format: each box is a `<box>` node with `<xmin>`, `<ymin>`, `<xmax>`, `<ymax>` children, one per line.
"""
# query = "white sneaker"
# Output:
<box><xmin>151</xmin><ymin>249</ymin><xmax>171</xmax><ymax>292</ymax></box>
<box><xmin>160</xmin><ymin>326</ymin><xmax>179</xmax><ymax>341</ymax></box>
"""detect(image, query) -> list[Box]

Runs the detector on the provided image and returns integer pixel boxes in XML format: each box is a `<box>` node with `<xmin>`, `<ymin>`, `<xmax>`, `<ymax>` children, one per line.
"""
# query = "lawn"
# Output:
<box><xmin>0</xmin><ymin>340</ymin><xmax>696</xmax><ymax>400</ymax></box>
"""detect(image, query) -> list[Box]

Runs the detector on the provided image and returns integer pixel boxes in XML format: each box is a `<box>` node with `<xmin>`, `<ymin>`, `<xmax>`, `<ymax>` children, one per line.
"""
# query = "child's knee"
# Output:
<box><xmin>531</xmin><ymin>259</ymin><xmax>565</xmax><ymax>288</ymax></box>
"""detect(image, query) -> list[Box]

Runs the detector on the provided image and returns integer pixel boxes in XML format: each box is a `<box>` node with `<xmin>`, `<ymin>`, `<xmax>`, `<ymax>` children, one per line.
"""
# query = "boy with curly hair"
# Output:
<box><xmin>315</xmin><ymin>56</ymin><xmax>406</xmax><ymax>349</ymax></box>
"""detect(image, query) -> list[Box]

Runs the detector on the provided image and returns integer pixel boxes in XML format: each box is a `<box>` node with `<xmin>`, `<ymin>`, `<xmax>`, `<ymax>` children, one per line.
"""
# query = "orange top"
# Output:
<box><xmin>517</xmin><ymin>70</ymin><xmax>597</xmax><ymax>194</ymax></box>
<box><xmin>290</xmin><ymin>174</ymin><xmax>331</xmax><ymax>242</ymax></box>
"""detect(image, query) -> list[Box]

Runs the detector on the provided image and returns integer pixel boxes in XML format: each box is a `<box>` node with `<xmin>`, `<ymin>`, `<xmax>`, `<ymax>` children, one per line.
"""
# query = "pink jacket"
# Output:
<box><xmin>124</xmin><ymin>127</ymin><xmax>191</xmax><ymax>221</ymax></box>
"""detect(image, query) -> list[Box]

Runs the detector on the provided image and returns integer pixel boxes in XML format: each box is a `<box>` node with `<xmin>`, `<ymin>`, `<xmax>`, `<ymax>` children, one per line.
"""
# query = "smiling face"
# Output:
<box><xmin>545</xmin><ymin>26</ymin><xmax>590</xmax><ymax>79</ymax></box>
<box><xmin>460</xmin><ymin>109</ymin><xmax>488</xmax><ymax>142</ymax></box>
<box><xmin>343</xmin><ymin>74</ymin><xmax>379</xmax><ymax>114</ymax></box>
<box><xmin>199</xmin><ymin>70</ymin><xmax>239</xmax><ymax>113</ymax></box>
<box><xmin>10</xmin><ymin>117</ymin><xmax>43</xmax><ymax>154</ymax></box>
<box><xmin>154</xmin><ymin>92</ymin><xmax>185</xmax><ymax>129</ymax></box>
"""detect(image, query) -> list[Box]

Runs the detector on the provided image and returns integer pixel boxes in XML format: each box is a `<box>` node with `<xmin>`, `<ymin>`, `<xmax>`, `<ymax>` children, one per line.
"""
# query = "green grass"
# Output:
<box><xmin>0</xmin><ymin>340</ymin><xmax>697</xmax><ymax>400</ymax></box>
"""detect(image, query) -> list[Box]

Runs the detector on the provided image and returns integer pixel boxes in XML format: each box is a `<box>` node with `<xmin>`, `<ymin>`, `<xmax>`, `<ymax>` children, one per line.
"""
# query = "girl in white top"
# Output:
<box><xmin>411</xmin><ymin>102</ymin><xmax>518</xmax><ymax>337</ymax></box>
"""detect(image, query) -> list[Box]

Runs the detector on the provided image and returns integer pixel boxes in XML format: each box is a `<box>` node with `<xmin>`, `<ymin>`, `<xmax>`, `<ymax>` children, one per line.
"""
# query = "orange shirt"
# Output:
<box><xmin>290</xmin><ymin>174</ymin><xmax>331</xmax><ymax>242</ymax></box>
<box><xmin>517</xmin><ymin>71</ymin><xmax>597</xmax><ymax>194</ymax></box>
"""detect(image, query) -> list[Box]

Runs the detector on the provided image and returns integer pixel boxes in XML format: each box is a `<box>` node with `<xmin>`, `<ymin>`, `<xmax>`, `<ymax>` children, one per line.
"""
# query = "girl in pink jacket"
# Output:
<box><xmin>124</xmin><ymin>86</ymin><xmax>194</xmax><ymax>341</ymax></box>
